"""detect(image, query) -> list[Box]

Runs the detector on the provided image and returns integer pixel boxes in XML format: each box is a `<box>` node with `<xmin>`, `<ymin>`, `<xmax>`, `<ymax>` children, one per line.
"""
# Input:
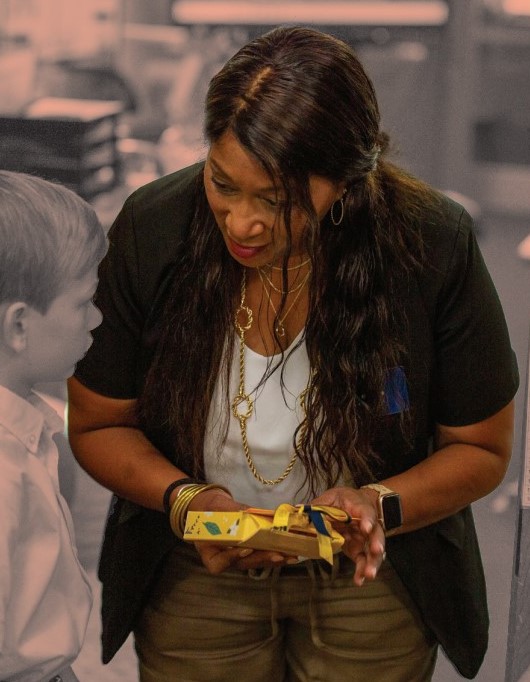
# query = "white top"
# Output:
<box><xmin>0</xmin><ymin>386</ymin><xmax>92</xmax><ymax>682</ymax></box>
<box><xmin>204</xmin><ymin>332</ymin><xmax>328</xmax><ymax>509</ymax></box>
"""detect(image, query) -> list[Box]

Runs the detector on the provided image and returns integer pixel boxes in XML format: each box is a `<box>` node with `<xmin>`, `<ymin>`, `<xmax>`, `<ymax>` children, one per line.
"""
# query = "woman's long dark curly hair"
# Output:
<box><xmin>138</xmin><ymin>26</ymin><xmax>441</xmax><ymax>492</ymax></box>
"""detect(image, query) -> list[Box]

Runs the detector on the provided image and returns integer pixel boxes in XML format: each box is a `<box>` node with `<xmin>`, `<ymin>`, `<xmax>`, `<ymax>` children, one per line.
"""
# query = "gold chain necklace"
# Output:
<box><xmin>231</xmin><ymin>269</ymin><xmax>308</xmax><ymax>486</ymax></box>
<box><xmin>258</xmin><ymin>265</ymin><xmax>309</xmax><ymax>295</ymax></box>
<box><xmin>257</xmin><ymin>267</ymin><xmax>311</xmax><ymax>338</ymax></box>
<box><xmin>271</xmin><ymin>257</ymin><xmax>311</xmax><ymax>272</ymax></box>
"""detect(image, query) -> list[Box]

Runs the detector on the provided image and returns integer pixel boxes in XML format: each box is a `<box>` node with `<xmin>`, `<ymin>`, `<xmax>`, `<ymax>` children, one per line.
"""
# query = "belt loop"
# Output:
<box><xmin>305</xmin><ymin>559</ymin><xmax>326</xmax><ymax>650</ymax></box>
<box><xmin>331</xmin><ymin>552</ymin><xmax>340</xmax><ymax>581</ymax></box>
<box><xmin>315</xmin><ymin>553</ymin><xmax>341</xmax><ymax>582</ymax></box>
<box><xmin>269</xmin><ymin>566</ymin><xmax>281</xmax><ymax>639</ymax></box>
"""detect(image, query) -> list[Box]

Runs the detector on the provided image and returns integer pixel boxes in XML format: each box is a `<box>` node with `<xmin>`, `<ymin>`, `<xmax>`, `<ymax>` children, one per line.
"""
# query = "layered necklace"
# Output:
<box><xmin>257</xmin><ymin>260</ymin><xmax>311</xmax><ymax>337</ymax></box>
<box><xmin>231</xmin><ymin>264</ymin><xmax>311</xmax><ymax>485</ymax></box>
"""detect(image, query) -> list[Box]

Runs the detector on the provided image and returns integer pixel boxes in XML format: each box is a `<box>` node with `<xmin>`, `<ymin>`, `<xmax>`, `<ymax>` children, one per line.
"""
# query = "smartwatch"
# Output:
<box><xmin>362</xmin><ymin>483</ymin><xmax>403</xmax><ymax>533</ymax></box>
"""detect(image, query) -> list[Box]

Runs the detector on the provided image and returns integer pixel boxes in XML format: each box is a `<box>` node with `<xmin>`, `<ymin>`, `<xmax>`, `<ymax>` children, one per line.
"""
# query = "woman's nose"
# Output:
<box><xmin>225</xmin><ymin>202</ymin><xmax>266</xmax><ymax>242</ymax></box>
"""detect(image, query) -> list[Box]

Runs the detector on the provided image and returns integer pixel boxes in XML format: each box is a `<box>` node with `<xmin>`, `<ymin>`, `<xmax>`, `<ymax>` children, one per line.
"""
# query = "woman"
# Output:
<box><xmin>68</xmin><ymin>27</ymin><xmax>518</xmax><ymax>681</ymax></box>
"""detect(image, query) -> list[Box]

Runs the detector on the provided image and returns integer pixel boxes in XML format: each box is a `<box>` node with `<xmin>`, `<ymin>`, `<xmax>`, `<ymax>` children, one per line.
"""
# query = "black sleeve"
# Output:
<box><xmin>432</xmin><ymin>209</ymin><xmax>519</xmax><ymax>426</ymax></box>
<box><xmin>74</xmin><ymin>165</ymin><xmax>201</xmax><ymax>399</ymax></box>
<box><xmin>75</xmin><ymin>196</ymin><xmax>145</xmax><ymax>398</ymax></box>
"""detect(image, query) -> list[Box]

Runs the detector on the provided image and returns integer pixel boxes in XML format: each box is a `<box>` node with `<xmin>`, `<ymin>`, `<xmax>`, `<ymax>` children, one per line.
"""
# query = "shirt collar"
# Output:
<box><xmin>0</xmin><ymin>385</ymin><xmax>64</xmax><ymax>454</ymax></box>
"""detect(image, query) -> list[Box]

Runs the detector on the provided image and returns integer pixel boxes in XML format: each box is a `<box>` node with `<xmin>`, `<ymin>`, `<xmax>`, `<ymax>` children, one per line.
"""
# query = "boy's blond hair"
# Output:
<box><xmin>0</xmin><ymin>171</ymin><xmax>107</xmax><ymax>312</ymax></box>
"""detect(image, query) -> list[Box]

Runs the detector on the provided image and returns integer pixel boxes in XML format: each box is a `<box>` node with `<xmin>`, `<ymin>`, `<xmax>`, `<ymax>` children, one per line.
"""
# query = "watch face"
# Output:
<box><xmin>381</xmin><ymin>493</ymin><xmax>403</xmax><ymax>531</ymax></box>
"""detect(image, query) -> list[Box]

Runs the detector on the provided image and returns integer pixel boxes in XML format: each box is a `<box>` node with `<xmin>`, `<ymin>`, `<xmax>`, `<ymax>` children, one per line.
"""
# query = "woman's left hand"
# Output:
<box><xmin>311</xmin><ymin>486</ymin><xmax>386</xmax><ymax>586</ymax></box>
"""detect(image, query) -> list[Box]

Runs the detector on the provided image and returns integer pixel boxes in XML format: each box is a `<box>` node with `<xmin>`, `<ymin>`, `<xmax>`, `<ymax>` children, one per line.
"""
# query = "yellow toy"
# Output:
<box><xmin>184</xmin><ymin>503</ymin><xmax>353</xmax><ymax>565</ymax></box>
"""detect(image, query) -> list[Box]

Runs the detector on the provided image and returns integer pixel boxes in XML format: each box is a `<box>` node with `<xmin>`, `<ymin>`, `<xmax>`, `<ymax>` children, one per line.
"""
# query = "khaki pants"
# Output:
<box><xmin>135</xmin><ymin>545</ymin><xmax>437</xmax><ymax>682</ymax></box>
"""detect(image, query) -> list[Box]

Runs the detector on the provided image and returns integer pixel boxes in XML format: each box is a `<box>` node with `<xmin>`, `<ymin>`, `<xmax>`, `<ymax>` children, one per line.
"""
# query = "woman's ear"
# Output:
<box><xmin>2</xmin><ymin>302</ymin><xmax>30</xmax><ymax>353</ymax></box>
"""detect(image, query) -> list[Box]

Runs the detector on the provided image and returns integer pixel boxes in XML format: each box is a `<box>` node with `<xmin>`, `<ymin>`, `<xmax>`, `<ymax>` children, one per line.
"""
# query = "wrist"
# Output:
<box><xmin>188</xmin><ymin>486</ymin><xmax>233</xmax><ymax>512</ymax></box>
<box><xmin>168</xmin><ymin>483</ymin><xmax>232</xmax><ymax>539</ymax></box>
<box><xmin>163</xmin><ymin>477</ymin><xmax>202</xmax><ymax>514</ymax></box>
<box><xmin>360</xmin><ymin>485</ymin><xmax>380</xmax><ymax>510</ymax></box>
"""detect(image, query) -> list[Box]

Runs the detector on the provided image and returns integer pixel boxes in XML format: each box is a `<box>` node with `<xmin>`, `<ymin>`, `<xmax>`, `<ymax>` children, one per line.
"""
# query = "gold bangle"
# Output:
<box><xmin>169</xmin><ymin>484</ymin><xmax>204</xmax><ymax>539</ymax></box>
<box><xmin>171</xmin><ymin>484</ymin><xmax>231</xmax><ymax>539</ymax></box>
<box><xmin>169</xmin><ymin>483</ymin><xmax>231</xmax><ymax>539</ymax></box>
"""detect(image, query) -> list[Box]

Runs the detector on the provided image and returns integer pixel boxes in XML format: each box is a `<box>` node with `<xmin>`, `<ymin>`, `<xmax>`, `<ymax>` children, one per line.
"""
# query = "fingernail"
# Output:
<box><xmin>239</xmin><ymin>548</ymin><xmax>254</xmax><ymax>558</ymax></box>
<box><xmin>271</xmin><ymin>554</ymin><xmax>285</xmax><ymax>563</ymax></box>
<box><xmin>286</xmin><ymin>557</ymin><xmax>301</xmax><ymax>565</ymax></box>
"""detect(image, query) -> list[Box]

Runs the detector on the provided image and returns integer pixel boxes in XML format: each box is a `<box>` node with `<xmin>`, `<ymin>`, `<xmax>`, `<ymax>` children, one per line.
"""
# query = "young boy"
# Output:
<box><xmin>0</xmin><ymin>171</ymin><xmax>107</xmax><ymax>682</ymax></box>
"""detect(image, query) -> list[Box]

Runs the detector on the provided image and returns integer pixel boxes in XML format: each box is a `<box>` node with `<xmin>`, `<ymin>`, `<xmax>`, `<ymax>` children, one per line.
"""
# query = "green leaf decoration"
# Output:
<box><xmin>203</xmin><ymin>522</ymin><xmax>222</xmax><ymax>535</ymax></box>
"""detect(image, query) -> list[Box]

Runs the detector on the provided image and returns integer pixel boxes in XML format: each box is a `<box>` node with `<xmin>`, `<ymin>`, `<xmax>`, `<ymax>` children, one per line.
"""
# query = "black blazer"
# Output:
<box><xmin>76</xmin><ymin>165</ymin><xmax>519</xmax><ymax>678</ymax></box>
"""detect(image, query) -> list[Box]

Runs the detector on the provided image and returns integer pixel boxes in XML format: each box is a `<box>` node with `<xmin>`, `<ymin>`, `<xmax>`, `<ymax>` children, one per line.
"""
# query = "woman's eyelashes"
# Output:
<box><xmin>211</xmin><ymin>175</ymin><xmax>284</xmax><ymax>211</ymax></box>
<box><xmin>211</xmin><ymin>176</ymin><xmax>235</xmax><ymax>195</ymax></box>
<box><xmin>262</xmin><ymin>195</ymin><xmax>285</xmax><ymax>209</ymax></box>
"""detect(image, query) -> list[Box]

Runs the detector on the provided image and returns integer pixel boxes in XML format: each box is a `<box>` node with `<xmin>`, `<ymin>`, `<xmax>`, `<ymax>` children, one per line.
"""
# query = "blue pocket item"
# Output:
<box><xmin>384</xmin><ymin>366</ymin><xmax>410</xmax><ymax>415</ymax></box>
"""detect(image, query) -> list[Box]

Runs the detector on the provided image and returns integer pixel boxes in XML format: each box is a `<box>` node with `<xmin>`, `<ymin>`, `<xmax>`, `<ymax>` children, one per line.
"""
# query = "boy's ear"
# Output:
<box><xmin>2</xmin><ymin>302</ymin><xmax>30</xmax><ymax>353</ymax></box>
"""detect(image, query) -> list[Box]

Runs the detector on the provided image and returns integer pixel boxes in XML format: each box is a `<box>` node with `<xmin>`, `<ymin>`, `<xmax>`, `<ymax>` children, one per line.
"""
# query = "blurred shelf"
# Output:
<box><xmin>474</xmin><ymin>24</ymin><xmax>530</xmax><ymax>46</ymax></box>
<box><xmin>171</xmin><ymin>1</ymin><xmax>449</xmax><ymax>26</ymax></box>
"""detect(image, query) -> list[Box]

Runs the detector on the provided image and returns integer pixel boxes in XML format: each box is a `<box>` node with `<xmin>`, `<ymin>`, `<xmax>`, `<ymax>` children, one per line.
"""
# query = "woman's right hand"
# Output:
<box><xmin>188</xmin><ymin>487</ymin><xmax>297</xmax><ymax>574</ymax></box>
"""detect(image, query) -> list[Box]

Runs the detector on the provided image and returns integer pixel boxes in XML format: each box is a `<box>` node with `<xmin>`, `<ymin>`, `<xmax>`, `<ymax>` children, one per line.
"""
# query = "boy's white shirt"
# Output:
<box><xmin>0</xmin><ymin>385</ymin><xmax>92</xmax><ymax>682</ymax></box>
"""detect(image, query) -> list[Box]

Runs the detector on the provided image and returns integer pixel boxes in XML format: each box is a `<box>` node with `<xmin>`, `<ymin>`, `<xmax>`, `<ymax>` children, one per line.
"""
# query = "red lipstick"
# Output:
<box><xmin>228</xmin><ymin>238</ymin><xmax>266</xmax><ymax>260</ymax></box>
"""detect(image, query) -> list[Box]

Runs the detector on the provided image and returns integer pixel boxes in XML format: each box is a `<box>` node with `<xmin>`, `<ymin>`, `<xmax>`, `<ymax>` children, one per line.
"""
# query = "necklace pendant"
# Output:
<box><xmin>232</xmin><ymin>393</ymin><xmax>254</xmax><ymax>421</ymax></box>
<box><xmin>235</xmin><ymin>303</ymin><xmax>253</xmax><ymax>334</ymax></box>
<box><xmin>275</xmin><ymin>322</ymin><xmax>286</xmax><ymax>337</ymax></box>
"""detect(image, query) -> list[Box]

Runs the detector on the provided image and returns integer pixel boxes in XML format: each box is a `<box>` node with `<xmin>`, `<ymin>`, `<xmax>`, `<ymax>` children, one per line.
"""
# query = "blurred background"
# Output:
<box><xmin>1</xmin><ymin>1</ymin><xmax>529</xmax><ymax>680</ymax></box>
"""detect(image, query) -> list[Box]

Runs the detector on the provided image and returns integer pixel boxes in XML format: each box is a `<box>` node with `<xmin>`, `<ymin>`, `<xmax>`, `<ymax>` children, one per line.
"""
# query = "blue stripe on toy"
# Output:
<box><xmin>303</xmin><ymin>506</ymin><xmax>331</xmax><ymax>537</ymax></box>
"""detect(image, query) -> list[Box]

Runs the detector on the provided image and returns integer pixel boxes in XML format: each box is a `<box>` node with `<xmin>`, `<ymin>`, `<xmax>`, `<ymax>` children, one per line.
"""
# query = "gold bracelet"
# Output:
<box><xmin>169</xmin><ymin>483</ymin><xmax>231</xmax><ymax>539</ymax></box>
<box><xmin>171</xmin><ymin>484</ymin><xmax>232</xmax><ymax>539</ymax></box>
<box><xmin>169</xmin><ymin>484</ymin><xmax>205</xmax><ymax>539</ymax></box>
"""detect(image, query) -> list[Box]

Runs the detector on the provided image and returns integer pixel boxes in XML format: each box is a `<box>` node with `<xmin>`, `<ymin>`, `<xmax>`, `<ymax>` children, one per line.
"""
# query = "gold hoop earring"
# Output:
<box><xmin>330</xmin><ymin>194</ymin><xmax>345</xmax><ymax>226</ymax></box>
